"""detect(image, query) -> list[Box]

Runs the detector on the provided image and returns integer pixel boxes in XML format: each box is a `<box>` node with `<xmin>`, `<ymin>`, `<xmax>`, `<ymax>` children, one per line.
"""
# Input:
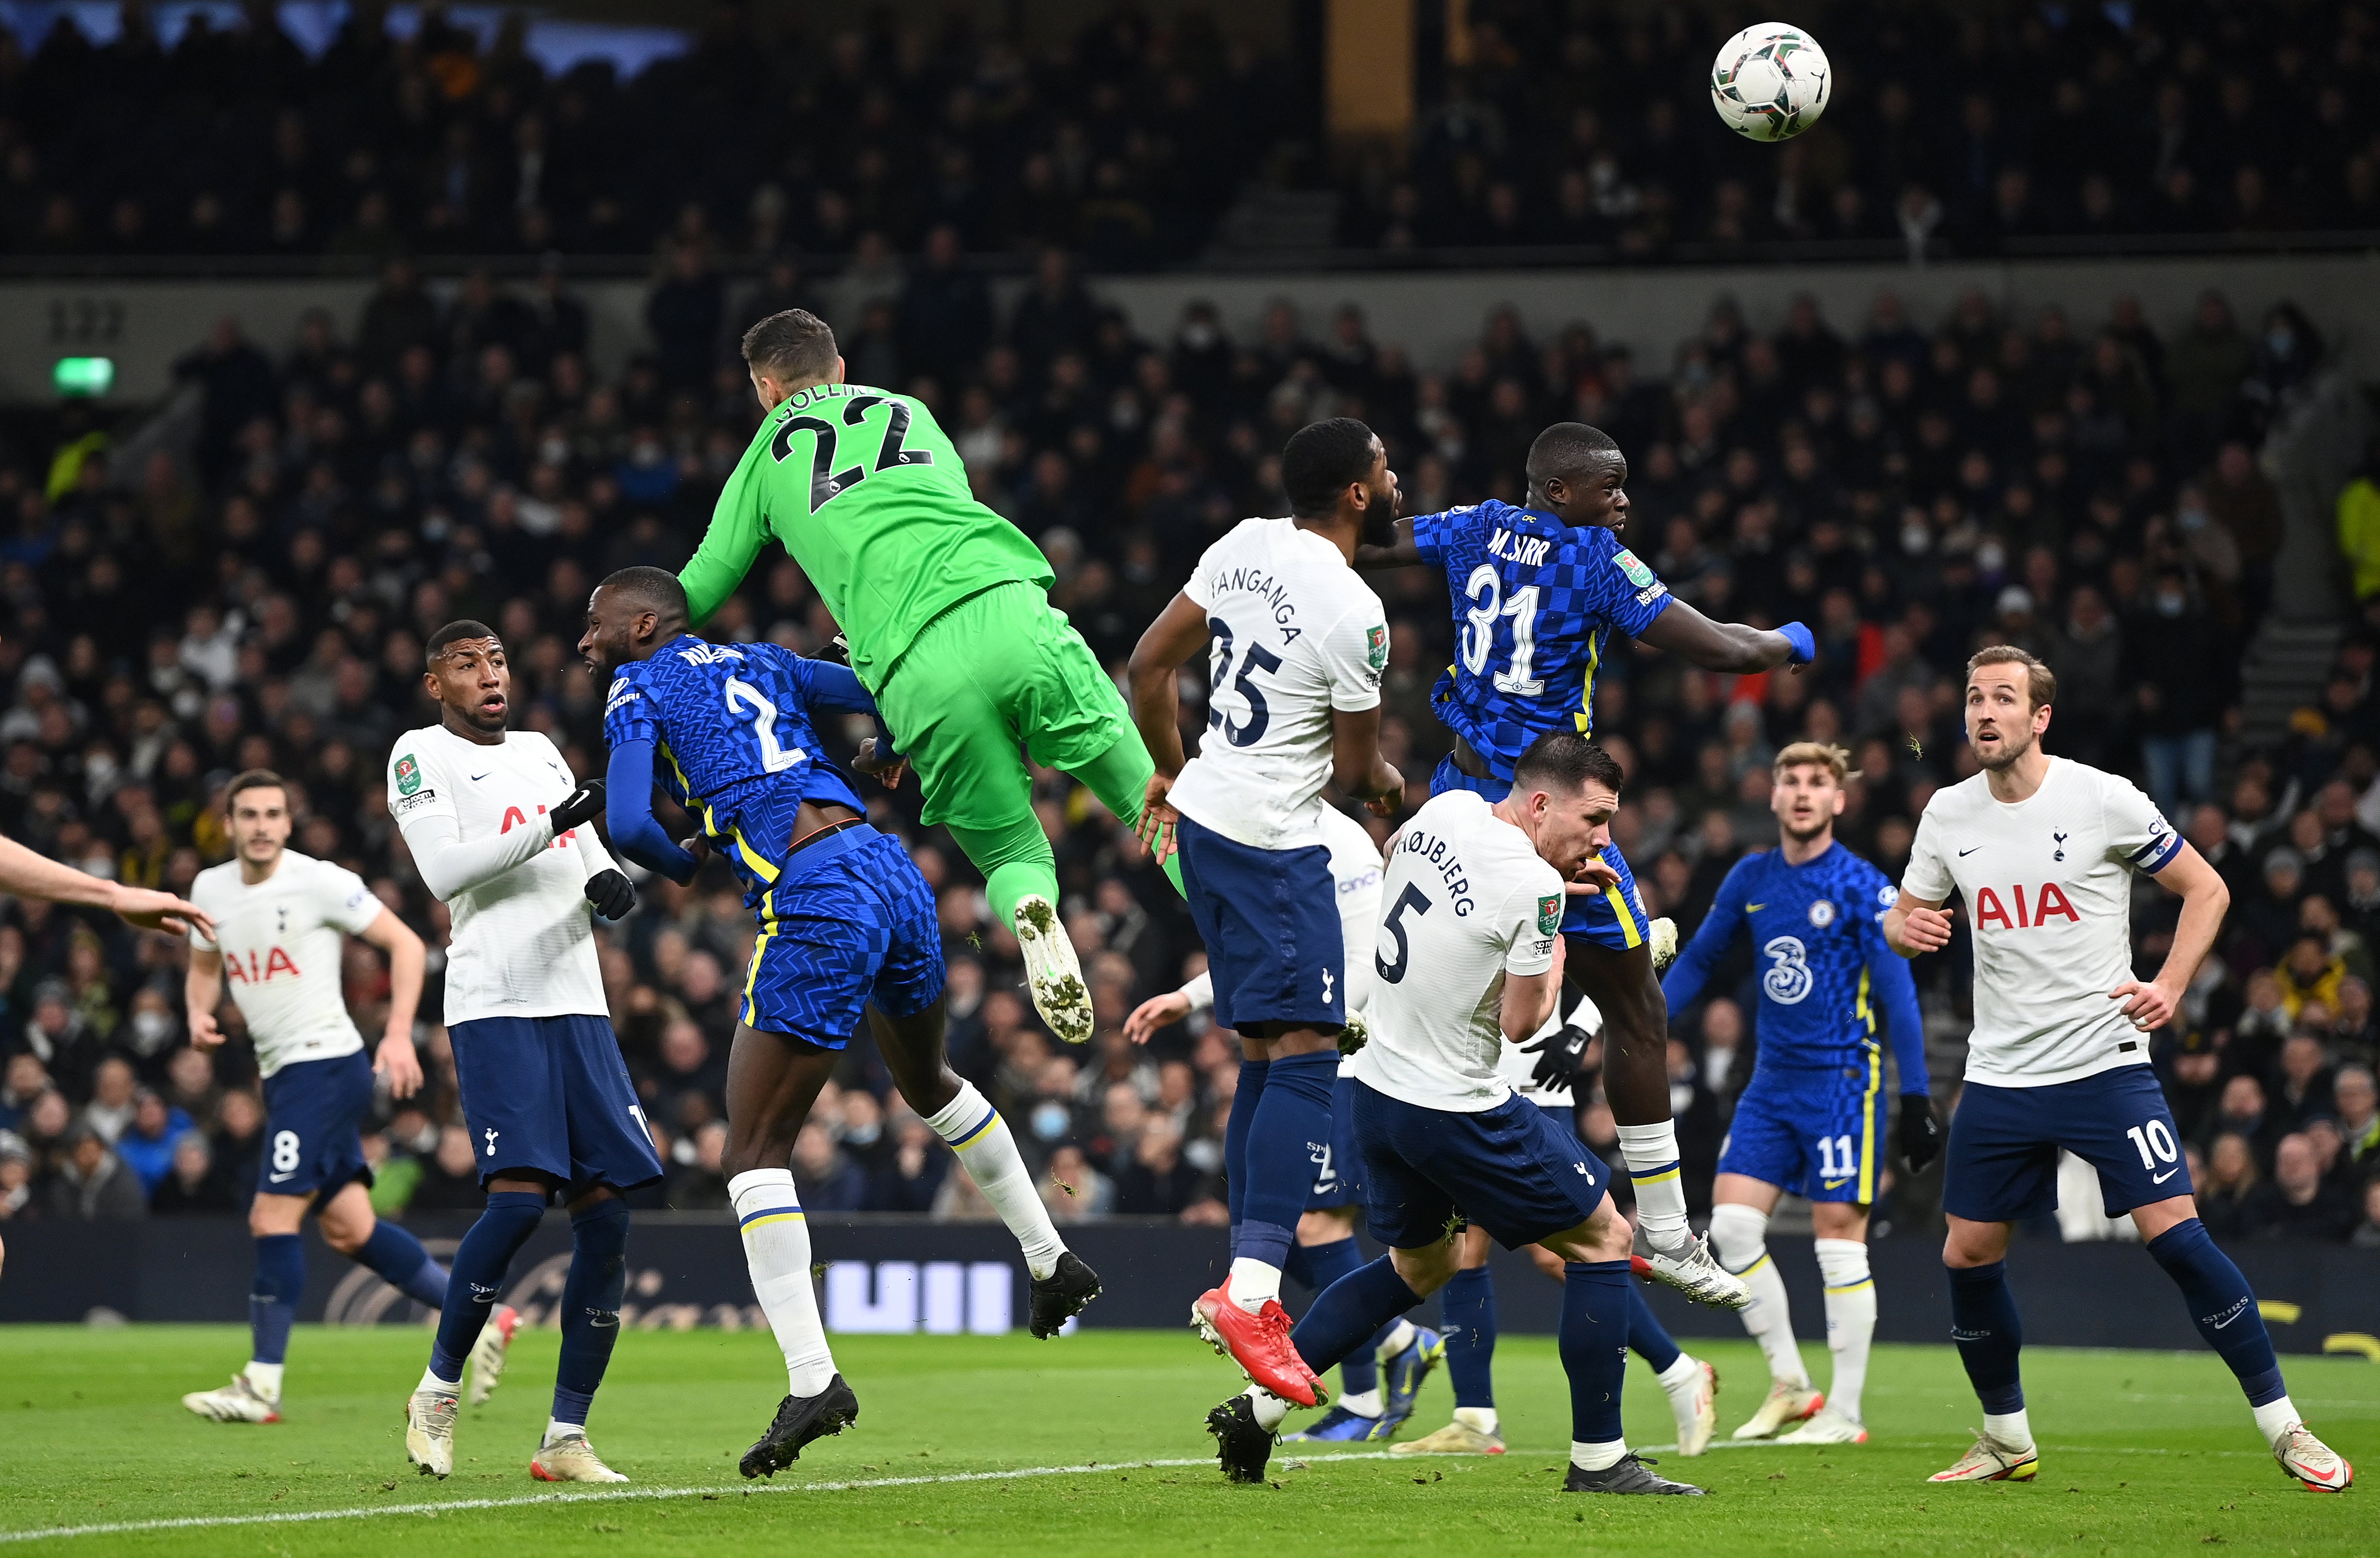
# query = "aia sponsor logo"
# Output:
<box><xmin>1973</xmin><ymin>882</ymin><xmax>2080</xmax><ymax>929</ymax></box>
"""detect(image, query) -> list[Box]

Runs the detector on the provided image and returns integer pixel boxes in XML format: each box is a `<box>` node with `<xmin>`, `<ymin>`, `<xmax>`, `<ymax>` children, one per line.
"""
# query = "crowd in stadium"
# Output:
<box><xmin>0</xmin><ymin>235</ymin><xmax>2376</xmax><ymax>1248</ymax></box>
<box><xmin>0</xmin><ymin>1</ymin><xmax>2372</xmax><ymax>266</ymax></box>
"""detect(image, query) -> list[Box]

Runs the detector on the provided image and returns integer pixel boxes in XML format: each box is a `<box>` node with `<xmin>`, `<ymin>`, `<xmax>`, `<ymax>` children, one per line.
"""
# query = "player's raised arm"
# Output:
<box><xmin>1637</xmin><ymin>597</ymin><xmax>1816</xmax><ymax>676</ymax></box>
<box><xmin>677</xmin><ymin>440</ymin><xmax>774</xmax><ymax>630</ymax></box>
<box><xmin>1124</xmin><ymin>591</ymin><xmax>1213</xmax><ymax>860</ymax></box>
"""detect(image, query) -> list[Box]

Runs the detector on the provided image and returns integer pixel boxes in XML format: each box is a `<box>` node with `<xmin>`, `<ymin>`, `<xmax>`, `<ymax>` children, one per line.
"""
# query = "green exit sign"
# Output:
<box><xmin>53</xmin><ymin>357</ymin><xmax>114</xmax><ymax>396</ymax></box>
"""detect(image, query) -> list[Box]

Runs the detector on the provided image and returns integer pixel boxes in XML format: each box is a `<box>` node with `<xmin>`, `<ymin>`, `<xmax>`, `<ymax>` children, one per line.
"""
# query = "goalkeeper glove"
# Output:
<box><xmin>550</xmin><ymin>778</ymin><xmax>606</xmax><ymax>834</ymax></box>
<box><xmin>1523</xmin><ymin>1022</ymin><xmax>1595</xmax><ymax>1095</ymax></box>
<box><xmin>583</xmin><ymin>869</ymin><xmax>636</xmax><ymax>921</ymax></box>
<box><xmin>1898</xmin><ymin>1093</ymin><xmax>1942</xmax><ymax>1172</ymax></box>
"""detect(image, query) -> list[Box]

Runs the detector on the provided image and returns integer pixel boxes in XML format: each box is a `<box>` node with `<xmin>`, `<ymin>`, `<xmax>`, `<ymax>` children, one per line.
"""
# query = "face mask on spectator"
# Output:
<box><xmin>2157</xmin><ymin>590</ymin><xmax>2187</xmax><ymax>618</ymax></box>
<box><xmin>130</xmin><ymin>1009</ymin><xmax>173</xmax><ymax>1049</ymax></box>
<box><xmin>2268</xmin><ymin>327</ymin><xmax>2294</xmax><ymax>356</ymax></box>
<box><xmin>2179</xmin><ymin>502</ymin><xmax>2209</xmax><ymax>532</ymax></box>
<box><xmin>540</xmin><ymin>436</ymin><xmax>571</xmax><ymax>466</ymax></box>
<box><xmin>844</xmin><ymin>1119</ymin><xmax>881</xmax><ymax>1148</ymax></box>
<box><xmin>1030</xmin><ymin>1100</ymin><xmax>1070</xmax><ymax>1142</ymax></box>
<box><xmin>1900</xmin><ymin>519</ymin><xmax>1930</xmax><ymax>556</ymax></box>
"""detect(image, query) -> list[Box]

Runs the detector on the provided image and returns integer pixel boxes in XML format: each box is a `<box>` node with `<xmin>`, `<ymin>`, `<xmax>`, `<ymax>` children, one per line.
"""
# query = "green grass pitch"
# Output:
<box><xmin>0</xmin><ymin>1324</ymin><xmax>2372</xmax><ymax>1555</ymax></box>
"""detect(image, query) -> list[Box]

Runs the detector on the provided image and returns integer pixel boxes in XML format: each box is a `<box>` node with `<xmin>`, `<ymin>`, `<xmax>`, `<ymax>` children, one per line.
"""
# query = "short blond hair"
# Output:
<box><xmin>1967</xmin><ymin>645</ymin><xmax>2057</xmax><ymax>712</ymax></box>
<box><xmin>1774</xmin><ymin>741</ymin><xmax>1854</xmax><ymax>784</ymax></box>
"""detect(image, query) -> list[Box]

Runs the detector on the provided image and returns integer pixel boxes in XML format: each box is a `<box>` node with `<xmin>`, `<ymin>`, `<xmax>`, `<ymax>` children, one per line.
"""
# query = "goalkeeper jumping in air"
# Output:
<box><xmin>679</xmin><ymin>309</ymin><xmax>1178</xmax><ymax>1045</ymax></box>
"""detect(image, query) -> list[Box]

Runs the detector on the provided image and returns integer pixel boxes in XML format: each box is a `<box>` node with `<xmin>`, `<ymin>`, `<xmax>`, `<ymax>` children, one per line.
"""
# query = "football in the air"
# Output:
<box><xmin>1710</xmin><ymin>23</ymin><xmax>1831</xmax><ymax>142</ymax></box>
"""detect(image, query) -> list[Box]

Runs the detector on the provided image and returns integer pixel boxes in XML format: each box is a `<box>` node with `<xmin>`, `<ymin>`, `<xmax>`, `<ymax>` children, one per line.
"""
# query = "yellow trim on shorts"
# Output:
<box><xmin>661</xmin><ymin>740</ymin><xmax>778</xmax><ymax>884</ymax></box>
<box><xmin>1573</xmin><ymin>632</ymin><xmax>1602</xmax><ymax>733</ymax></box>
<box><xmin>742</xmin><ymin>886</ymin><xmax>778</xmax><ymax>1024</ymax></box>
<box><xmin>1858</xmin><ymin>1044</ymin><xmax>1882</xmax><ymax>1204</ymax></box>
<box><xmin>1603</xmin><ymin>876</ymin><xmax>1644</xmax><ymax>948</ymax></box>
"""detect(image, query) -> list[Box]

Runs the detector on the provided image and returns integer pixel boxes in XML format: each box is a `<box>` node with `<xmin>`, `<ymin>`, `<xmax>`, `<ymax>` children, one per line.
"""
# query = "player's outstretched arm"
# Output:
<box><xmin>2112</xmin><ymin>842</ymin><xmax>2230</xmax><ymax>1032</ymax></box>
<box><xmin>677</xmin><ymin>445</ymin><xmax>772</xmax><ymax>629</ymax></box>
<box><xmin>1882</xmin><ymin>893</ymin><xmax>1953</xmax><ymax>958</ymax></box>
<box><xmin>0</xmin><ymin>833</ymin><xmax>214</xmax><ymax>938</ymax></box>
<box><xmin>358</xmin><ymin>907</ymin><xmax>428</xmax><ymax>1098</ymax></box>
<box><xmin>791</xmin><ymin>653</ymin><xmax>908</xmax><ymax>785</ymax></box>
<box><xmin>1658</xmin><ymin>859</ymin><xmax>1755</xmax><ymax>1011</ymax></box>
<box><xmin>1353</xmin><ymin>516</ymin><xmax>1425</xmax><ymax>572</ymax></box>
<box><xmin>1637</xmin><ymin>598</ymin><xmax>1815</xmax><ymax>675</ymax></box>
<box><xmin>602</xmin><ymin>740</ymin><xmax>702</xmax><ymax>885</ymax></box>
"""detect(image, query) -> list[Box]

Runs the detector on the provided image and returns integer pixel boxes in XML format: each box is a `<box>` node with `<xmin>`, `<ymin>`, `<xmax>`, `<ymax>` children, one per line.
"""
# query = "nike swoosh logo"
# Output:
<box><xmin>1746</xmin><ymin>902</ymin><xmax>1767</xmax><ymax>911</ymax></box>
<box><xmin>1958</xmin><ymin>847</ymin><xmax>1983</xmax><ymax>856</ymax></box>
<box><xmin>268</xmin><ymin>1172</ymin><xmax>295</xmax><ymax>1182</ymax></box>
<box><xmin>1823</xmin><ymin>1178</ymin><xmax>1850</xmax><ymax>1190</ymax></box>
<box><xmin>469</xmin><ymin>772</ymin><xmax>491</xmax><ymax>781</ymax></box>
<box><xmin>2152</xmin><ymin>1167</ymin><xmax>2180</xmax><ymax>1183</ymax></box>
<box><xmin>2211</xmin><ymin>1309</ymin><xmax>2243</xmax><ymax>1329</ymax></box>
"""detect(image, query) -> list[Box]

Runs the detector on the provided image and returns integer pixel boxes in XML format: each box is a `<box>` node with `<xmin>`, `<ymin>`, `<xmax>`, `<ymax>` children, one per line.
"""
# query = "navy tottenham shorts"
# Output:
<box><xmin>449</xmin><ymin>1013</ymin><xmax>665</xmax><ymax>1192</ymax></box>
<box><xmin>1354</xmin><ymin>1078</ymin><xmax>1609</xmax><ymax>1250</ymax></box>
<box><xmin>257</xmin><ymin>1049</ymin><xmax>375</xmax><ymax>1206</ymax></box>
<box><xmin>1944</xmin><ymin>1064</ymin><xmax>2194</xmax><ymax>1223</ymax></box>
<box><xmin>1175</xmin><ymin>812</ymin><xmax>1346</xmax><ymax>1033</ymax></box>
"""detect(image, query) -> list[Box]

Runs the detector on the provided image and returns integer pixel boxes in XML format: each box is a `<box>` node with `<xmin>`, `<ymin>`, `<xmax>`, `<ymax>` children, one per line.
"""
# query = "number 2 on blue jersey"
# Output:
<box><xmin>724</xmin><ymin>675</ymin><xmax>806</xmax><ymax>772</ymax></box>
<box><xmin>1461</xmin><ymin>566</ymin><xmax>1544</xmax><ymax>697</ymax></box>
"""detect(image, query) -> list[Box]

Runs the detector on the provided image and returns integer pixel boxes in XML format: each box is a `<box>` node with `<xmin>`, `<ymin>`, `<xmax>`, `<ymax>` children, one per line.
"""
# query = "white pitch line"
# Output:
<box><xmin>0</xmin><ymin>1451</ymin><xmax>1404</xmax><ymax>1545</ymax></box>
<box><xmin>0</xmin><ymin>1436</ymin><xmax>2289</xmax><ymax>1544</ymax></box>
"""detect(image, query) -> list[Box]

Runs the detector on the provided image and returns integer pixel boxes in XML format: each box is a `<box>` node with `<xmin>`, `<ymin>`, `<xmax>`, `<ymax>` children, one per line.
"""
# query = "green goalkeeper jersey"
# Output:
<box><xmin>680</xmin><ymin>382</ymin><xmax>1054</xmax><ymax>690</ymax></box>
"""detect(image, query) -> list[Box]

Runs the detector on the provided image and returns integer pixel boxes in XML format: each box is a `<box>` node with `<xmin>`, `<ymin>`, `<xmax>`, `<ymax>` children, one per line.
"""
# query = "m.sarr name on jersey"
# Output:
<box><xmin>1487</xmin><ymin>526</ymin><xmax>1551</xmax><ymax>567</ymax></box>
<box><xmin>1204</xmin><ymin>566</ymin><xmax>1304</xmax><ymax>636</ymax></box>
<box><xmin>1391</xmin><ymin>827</ymin><xmax>1476</xmax><ymax>915</ymax></box>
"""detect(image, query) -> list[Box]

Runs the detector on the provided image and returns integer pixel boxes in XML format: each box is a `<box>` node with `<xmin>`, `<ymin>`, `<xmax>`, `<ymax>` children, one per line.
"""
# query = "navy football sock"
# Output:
<box><xmin>2147</xmin><ymin>1219</ymin><xmax>2286</xmax><ymax>1406</ymax></box>
<box><xmin>430</xmin><ymin>1190</ymin><xmax>544</xmax><ymax>1382</ymax></box>
<box><xmin>552</xmin><ymin>1198</ymin><xmax>631</xmax><ymax>1427</ymax></box>
<box><xmin>1947</xmin><ymin>1260</ymin><xmax>2026</xmax><ymax>1414</ymax></box>
<box><xmin>1560</xmin><ymin>1261</ymin><xmax>1631</xmax><ymax>1446</ymax></box>
<box><xmin>1439</xmin><ymin>1265</ymin><xmax>1497</xmax><ymax>1409</ymax></box>
<box><xmin>355</xmin><ymin>1219</ymin><xmax>449</xmax><ymax>1309</ymax></box>
<box><xmin>1237</xmin><ymin>1050</ymin><xmax>1336</xmax><ymax>1269</ymax></box>
<box><xmin>1627</xmin><ymin>1280</ymin><xmax>1680</xmax><ymax>1373</ymax></box>
<box><xmin>1291</xmin><ymin>1237</ymin><xmax>1379</xmax><ymax>1394</ymax></box>
<box><xmin>249</xmin><ymin>1234</ymin><xmax>305</xmax><ymax>1366</ymax></box>
<box><xmin>1288</xmin><ymin>1255</ymin><xmax>1422</xmax><ymax>1377</ymax></box>
<box><xmin>1223</xmin><ymin>1059</ymin><xmax>1269</xmax><ymax>1243</ymax></box>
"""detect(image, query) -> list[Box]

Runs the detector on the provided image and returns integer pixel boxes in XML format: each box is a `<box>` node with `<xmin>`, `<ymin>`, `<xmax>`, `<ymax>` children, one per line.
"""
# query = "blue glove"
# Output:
<box><xmin>1778</xmin><ymin>621</ymin><xmax>1817</xmax><ymax>665</ymax></box>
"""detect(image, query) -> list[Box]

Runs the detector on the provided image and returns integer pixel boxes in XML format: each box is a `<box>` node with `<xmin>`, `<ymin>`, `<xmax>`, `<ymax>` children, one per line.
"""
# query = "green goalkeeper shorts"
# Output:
<box><xmin>873</xmin><ymin>581</ymin><xmax>1136</xmax><ymax>833</ymax></box>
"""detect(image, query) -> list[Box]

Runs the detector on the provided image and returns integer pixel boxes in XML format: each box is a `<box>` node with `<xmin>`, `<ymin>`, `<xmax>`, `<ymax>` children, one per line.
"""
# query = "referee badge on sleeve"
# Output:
<box><xmin>1538</xmin><ymin>895</ymin><xmax>1563</xmax><ymax>935</ymax></box>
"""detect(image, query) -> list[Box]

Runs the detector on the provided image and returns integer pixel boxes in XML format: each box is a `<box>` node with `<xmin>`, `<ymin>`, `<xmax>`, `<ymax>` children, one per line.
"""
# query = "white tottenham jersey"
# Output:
<box><xmin>1165</xmin><ymin>517</ymin><xmax>1389</xmax><ymax>851</ymax></box>
<box><xmin>1902</xmin><ymin>757</ymin><xmax>2183</xmax><ymax>1087</ymax></box>
<box><xmin>1352</xmin><ymin>790</ymin><xmax>1565</xmax><ymax>1112</ymax></box>
<box><xmin>387</xmin><ymin>724</ymin><xmax>610</xmax><ymax>1024</ymax></box>
<box><xmin>189</xmin><ymin>851</ymin><xmax>382</xmax><ymax>1078</ymax></box>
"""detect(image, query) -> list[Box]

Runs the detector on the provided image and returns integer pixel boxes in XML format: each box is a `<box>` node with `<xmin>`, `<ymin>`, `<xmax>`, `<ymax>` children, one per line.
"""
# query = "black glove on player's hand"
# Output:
<box><xmin>1523</xmin><ymin>1022</ymin><xmax>1594</xmax><ymax>1095</ymax></box>
<box><xmin>550</xmin><ymin>778</ymin><xmax>606</xmax><ymax>834</ymax></box>
<box><xmin>1899</xmin><ymin>1093</ymin><xmax>1943</xmax><ymax>1172</ymax></box>
<box><xmin>583</xmin><ymin>869</ymin><xmax>636</xmax><ymax>921</ymax></box>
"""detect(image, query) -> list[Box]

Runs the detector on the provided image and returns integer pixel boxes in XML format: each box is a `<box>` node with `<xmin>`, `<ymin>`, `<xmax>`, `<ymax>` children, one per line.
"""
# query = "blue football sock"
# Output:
<box><xmin>1224</xmin><ymin>1059</ymin><xmax>1268</xmax><ymax>1248</ymax></box>
<box><xmin>1439</xmin><ymin>1264</ymin><xmax>1497</xmax><ymax>1409</ymax></box>
<box><xmin>552</xmin><ymin>1198</ymin><xmax>631</xmax><ymax>1427</ymax></box>
<box><xmin>1288</xmin><ymin>1255</ymin><xmax>1422</xmax><ymax>1377</ymax></box>
<box><xmin>1947</xmin><ymin>1260</ymin><xmax>2026</xmax><ymax>1414</ymax></box>
<box><xmin>2147</xmin><ymin>1219</ymin><xmax>2286</xmax><ymax>1406</ymax></box>
<box><xmin>1289</xmin><ymin>1237</ymin><xmax>1379</xmax><ymax>1394</ymax></box>
<box><xmin>1627</xmin><ymin>1280</ymin><xmax>1680</xmax><ymax>1373</ymax></box>
<box><xmin>1560</xmin><ymin>1260</ymin><xmax>1631</xmax><ymax>1445</ymax></box>
<box><xmin>1237</xmin><ymin>1050</ymin><xmax>1336</xmax><ymax>1270</ymax></box>
<box><xmin>430</xmin><ymin>1190</ymin><xmax>545</xmax><ymax>1382</ymax></box>
<box><xmin>354</xmin><ymin>1219</ymin><xmax>449</xmax><ymax>1310</ymax></box>
<box><xmin>249</xmin><ymin>1233</ymin><xmax>305</xmax><ymax>1366</ymax></box>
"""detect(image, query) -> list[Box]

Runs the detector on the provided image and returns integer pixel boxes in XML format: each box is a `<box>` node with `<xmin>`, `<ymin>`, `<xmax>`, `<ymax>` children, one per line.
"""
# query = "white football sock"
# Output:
<box><xmin>1984</xmin><ymin>1407</ymin><xmax>2034</xmax><ymax>1452</ymax></box>
<box><xmin>243</xmin><ymin>1361</ymin><xmax>283</xmax><ymax>1402</ymax></box>
<box><xmin>1247</xmin><ymin>1386</ymin><xmax>1291</xmax><ymax>1432</ymax></box>
<box><xmin>1229</xmin><ymin>1257</ymin><xmax>1282</xmax><ymax>1313</ymax></box>
<box><xmin>1814</xmin><ymin>1237</ymin><xmax>1875</xmax><ymax>1423</ymax></box>
<box><xmin>1617</xmin><ymin>1122</ymin><xmax>1689</xmax><ymax>1250</ymax></box>
<box><xmin>1570</xmin><ymin>1437</ymin><xmax>1628</xmax><ymax>1472</ymax></box>
<box><xmin>1454</xmin><ymin>1405</ymin><xmax>1499</xmax><ymax>1435</ymax></box>
<box><xmin>419</xmin><ymin>1363</ymin><xmax>459</xmax><ymax>1392</ymax></box>
<box><xmin>1337</xmin><ymin>1388</ymin><xmax>1382</xmax><ymax>1418</ymax></box>
<box><xmin>1709</xmin><ymin>1202</ymin><xmax>1808</xmax><ymax>1388</ymax></box>
<box><xmin>1374</xmin><ymin>1319</ymin><xmax>1417</xmax><ymax>1361</ymax></box>
<box><xmin>729</xmin><ymin>1170</ymin><xmax>838</xmax><ymax>1397</ymax></box>
<box><xmin>922</xmin><ymin>1083</ymin><xmax>1065</xmax><ymax>1281</ymax></box>
<box><xmin>544</xmin><ymin>1416</ymin><xmax>583</xmax><ymax>1444</ymax></box>
<box><xmin>2252</xmin><ymin>1395</ymin><xmax>2300</xmax><ymax>1449</ymax></box>
<box><xmin>1656</xmin><ymin>1352</ymin><xmax>1704</xmax><ymax>1392</ymax></box>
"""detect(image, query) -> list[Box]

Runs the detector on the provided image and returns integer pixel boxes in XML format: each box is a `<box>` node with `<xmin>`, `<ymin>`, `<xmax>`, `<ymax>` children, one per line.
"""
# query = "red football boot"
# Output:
<box><xmin>1190</xmin><ymin>1280</ymin><xmax>1323</xmax><ymax>1408</ymax></box>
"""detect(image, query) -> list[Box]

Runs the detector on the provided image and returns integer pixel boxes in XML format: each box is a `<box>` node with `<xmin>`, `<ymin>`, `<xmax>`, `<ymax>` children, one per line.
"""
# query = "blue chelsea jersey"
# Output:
<box><xmin>602</xmin><ymin>635</ymin><xmax>865</xmax><ymax>896</ymax></box>
<box><xmin>1661</xmin><ymin>841</ymin><xmax>1928</xmax><ymax>1086</ymax></box>
<box><xmin>1412</xmin><ymin>500</ymin><xmax>1673</xmax><ymax>780</ymax></box>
